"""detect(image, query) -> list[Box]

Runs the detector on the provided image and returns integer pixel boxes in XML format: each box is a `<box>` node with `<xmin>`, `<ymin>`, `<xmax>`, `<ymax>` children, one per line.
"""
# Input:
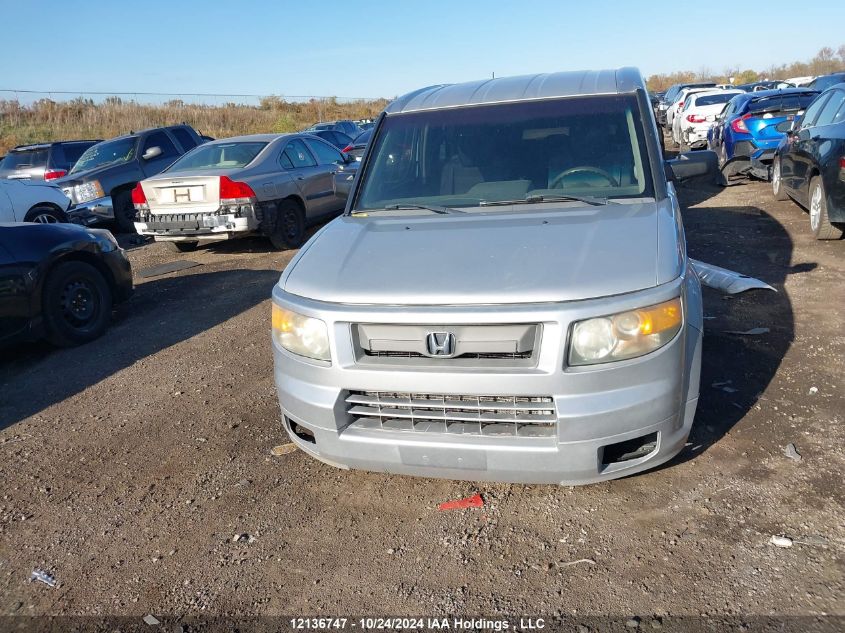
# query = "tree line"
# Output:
<box><xmin>0</xmin><ymin>96</ymin><xmax>388</xmax><ymax>155</ymax></box>
<box><xmin>646</xmin><ymin>45</ymin><xmax>845</xmax><ymax>91</ymax></box>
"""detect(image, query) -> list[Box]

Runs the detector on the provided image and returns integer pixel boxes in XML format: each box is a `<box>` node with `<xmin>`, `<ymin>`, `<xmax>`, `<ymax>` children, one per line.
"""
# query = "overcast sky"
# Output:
<box><xmin>3</xmin><ymin>0</ymin><xmax>843</xmax><ymax>101</ymax></box>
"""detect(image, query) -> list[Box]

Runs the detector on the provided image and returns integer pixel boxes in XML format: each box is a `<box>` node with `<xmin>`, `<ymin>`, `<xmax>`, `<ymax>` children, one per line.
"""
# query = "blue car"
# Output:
<box><xmin>707</xmin><ymin>88</ymin><xmax>818</xmax><ymax>180</ymax></box>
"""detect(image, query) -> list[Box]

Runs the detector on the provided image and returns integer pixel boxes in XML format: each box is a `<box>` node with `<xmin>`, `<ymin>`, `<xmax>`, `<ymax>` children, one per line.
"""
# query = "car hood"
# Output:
<box><xmin>281</xmin><ymin>200</ymin><xmax>683</xmax><ymax>305</ymax></box>
<box><xmin>56</xmin><ymin>162</ymin><xmax>136</xmax><ymax>186</ymax></box>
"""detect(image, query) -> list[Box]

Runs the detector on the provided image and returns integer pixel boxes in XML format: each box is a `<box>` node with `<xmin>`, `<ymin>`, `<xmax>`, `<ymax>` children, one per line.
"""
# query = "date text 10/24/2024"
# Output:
<box><xmin>289</xmin><ymin>618</ymin><xmax>546</xmax><ymax>631</ymax></box>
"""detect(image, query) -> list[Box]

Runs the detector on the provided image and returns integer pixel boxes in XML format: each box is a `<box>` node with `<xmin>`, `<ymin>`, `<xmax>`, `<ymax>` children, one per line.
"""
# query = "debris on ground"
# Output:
<box><xmin>270</xmin><ymin>443</ymin><xmax>297</xmax><ymax>456</ymax></box>
<box><xmin>137</xmin><ymin>260</ymin><xmax>201</xmax><ymax>279</ymax></box>
<box><xmin>783</xmin><ymin>443</ymin><xmax>802</xmax><ymax>462</ymax></box>
<box><xmin>559</xmin><ymin>558</ymin><xmax>596</xmax><ymax>567</ymax></box>
<box><xmin>808</xmin><ymin>386</ymin><xmax>818</xmax><ymax>395</ymax></box>
<box><xmin>723</xmin><ymin>327</ymin><xmax>770</xmax><ymax>336</ymax></box>
<box><xmin>143</xmin><ymin>614</ymin><xmax>160</xmax><ymax>626</ymax></box>
<box><xmin>711</xmin><ymin>381</ymin><xmax>739</xmax><ymax>393</ymax></box>
<box><xmin>625</xmin><ymin>616</ymin><xmax>640</xmax><ymax>628</ymax></box>
<box><xmin>232</xmin><ymin>533</ymin><xmax>257</xmax><ymax>544</ymax></box>
<box><xmin>770</xmin><ymin>535</ymin><xmax>794</xmax><ymax>548</ymax></box>
<box><xmin>438</xmin><ymin>493</ymin><xmax>484</xmax><ymax>511</ymax></box>
<box><xmin>30</xmin><ymin>570</ymin><xmax>57</xmax><ymax>588</ymax></box>
<box><xmin>690</xmin><ymin>259</ymin><xmax>776</xmax><ymax>294</ymax></box>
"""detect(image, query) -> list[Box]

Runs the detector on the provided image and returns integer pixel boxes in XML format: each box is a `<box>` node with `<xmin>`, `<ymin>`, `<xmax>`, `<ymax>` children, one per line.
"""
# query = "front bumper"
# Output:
<box><xmin>67</xmin><ymin>196</ymin><xmax>114</xmax><ymax>226</ymax></box>
<box><xmin>103</xmin><ymin>247</ymin><xmax>134</xmax><ymax>302</ymax></box>
<box><xmin>272</xmin><ymin>274</ymin><xmax>703</xmax><ymax>485</ymax></box>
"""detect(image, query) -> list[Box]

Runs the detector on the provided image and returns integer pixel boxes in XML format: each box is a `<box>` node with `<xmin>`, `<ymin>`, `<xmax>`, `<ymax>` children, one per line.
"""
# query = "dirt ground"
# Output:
<box><xmin>0</xmin><ymin>178</ymin><xmax>843</xmax><ymax>630</ymax></box>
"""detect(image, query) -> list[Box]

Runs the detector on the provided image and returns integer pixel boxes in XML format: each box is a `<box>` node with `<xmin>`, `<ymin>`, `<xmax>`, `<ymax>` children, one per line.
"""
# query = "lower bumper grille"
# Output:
<box><xmin>345</xmin><ymin>391</ymin><xmax>556</xmax><ymax>438</ymax></box>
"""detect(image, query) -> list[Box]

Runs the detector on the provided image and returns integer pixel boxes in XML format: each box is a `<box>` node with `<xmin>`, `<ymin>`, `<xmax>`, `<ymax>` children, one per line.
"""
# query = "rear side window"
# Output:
<box><xmin>813</xmin><ymin>90</ymin><xmax>845</xmax><ymax>127</ymax></box>
<box><xmin>305</xmin><ymin>138</ymin><xmax>343</xmax><ymax>165</ymax></box>
<box><xmin>281</xmin><ymin>139</ymin><xmax>317</xmax><ymax>168</ymax></box>
<box><xmin>800</xmin><ymin>94</ymin><xmax>829</xmax><ymax>128</ymax></box>
<box><xmin>1</xmin><ymin>149</ymin><xmax>47</xmax><ymax>170</ymax></box>
<box><xmin>62</xmin><ymin>142</ymin><xmax>95</xmax><ymax>165</ymax></box>
<box><xmin>170</xmin><ymin>127</ymin><xmax>198</xmax><ymax>151</ymax></box>
<box><xmin>143</xmin><ymin>132</ymin><xmax>179</xmax><ymax>160</ymax></box>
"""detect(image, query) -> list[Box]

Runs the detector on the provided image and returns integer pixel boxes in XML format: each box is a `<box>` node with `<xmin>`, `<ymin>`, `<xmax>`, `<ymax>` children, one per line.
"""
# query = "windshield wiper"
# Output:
<box><xmin>381</xmin><ymin>203</ymin><xmax>464</xmax><ymax>215</ymax></box>
<box><xmin>480</xmin><ymin>194</ymin><xmax>613</xmax><ymax>207</ymax></box>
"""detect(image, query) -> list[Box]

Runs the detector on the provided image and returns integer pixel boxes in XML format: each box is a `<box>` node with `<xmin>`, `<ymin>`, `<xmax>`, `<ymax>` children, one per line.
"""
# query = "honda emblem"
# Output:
<box><xmin>425</xmin><ymin>332</ymin><xmax>455</xmax><ymax>357</ymax></box>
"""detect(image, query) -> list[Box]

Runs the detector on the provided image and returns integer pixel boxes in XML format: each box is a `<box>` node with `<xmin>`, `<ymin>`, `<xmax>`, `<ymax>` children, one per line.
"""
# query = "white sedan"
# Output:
<box><xmin>0</xmin><ymin>179</ymin><xmax>72</xmax><ymax>223</ymax></box>
<box><xmin>673</xmin><ymin>89</ymin><xmax>744</xmax><ymax>148</ymax></box>
<box><xmin>665</xmin><ymin>87</ymin><xmax>717</xmax><ymax>138</ymax></box>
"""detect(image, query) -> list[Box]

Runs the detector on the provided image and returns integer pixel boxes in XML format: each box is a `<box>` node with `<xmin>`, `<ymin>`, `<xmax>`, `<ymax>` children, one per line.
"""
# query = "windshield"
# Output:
<box><xmin>810</xmin><ymin>74</ymin><xmax>845</xmax><ymax>92</ymax></box>
<box><xmin>166</xmin><ymin>142</ymin><xmax>267</xmax><ymax>171</ymax></box>
<box><xmin>353</xmin><ymin>129</ymin><xmax>373</xmax><ymax>144</ymax></box>
<box><xmin>353</xmin><ymin>95</ymin><xmax>653</xmax><ymax>213</ymax></box>
<box><xmin>0</xmin><ymin>149</ymin><xmax>48</xmax><ymax>170</ymax></box>
<box><xmin>71</xmin><ymin>137</ymin><xmax>137</xmax><ymax>173</ymax></box>
<box><xmin>696</xmin><ymin>93</ymin><xmax>738</xmax><ymax>106</ymax></box>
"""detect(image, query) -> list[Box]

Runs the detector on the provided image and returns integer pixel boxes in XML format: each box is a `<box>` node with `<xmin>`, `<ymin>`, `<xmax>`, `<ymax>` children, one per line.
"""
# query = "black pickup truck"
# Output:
<box><xmin>56</xmin><ymin>124</ymin><xmax>206</xmax><ymax>232</ymax></box>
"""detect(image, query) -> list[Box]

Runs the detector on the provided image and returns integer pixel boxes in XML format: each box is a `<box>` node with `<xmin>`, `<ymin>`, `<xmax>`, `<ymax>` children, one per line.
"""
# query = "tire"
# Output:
<box><xmin>167</xmin><ymin>241</ymin><xmax>199</xmax><ymax>253</ymax></box>
<box><xmin>25</xmin><ymin>205</ymin><xmax>66</xmax><ymax>224</ymax></box>
<box><xmin>112</xmin><ymin>189</ymin><xmax>137</xmax><ymax>234</ymax></box>
<box><xmin>268</xmin><ymin>199</ymin><xmax>306</xmax><ymax>250</ymax></box>
<box><xmin>771</xmin><ymin>157</ymin><xmax>788</xmax><ymax>201</ymax></box>
<box><xmin>42</xmin><ymin>261</ymin><xmax>113</xmax><ymax>347</ymax></box>
<box><xmin>808</xmin><ymin>177</ymin><xmax>844</xmax><ymax>240</ymax></box>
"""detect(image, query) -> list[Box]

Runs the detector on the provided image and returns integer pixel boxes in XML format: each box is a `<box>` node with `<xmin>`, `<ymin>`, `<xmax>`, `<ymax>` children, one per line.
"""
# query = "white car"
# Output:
<box><xmin>0</xmin><ymin>179</ymin><xmax>72</xmax><ymax>223</ymax></box>
<box><xmin>665</xmin><ymin>87</ymin><xmax>716</xmax><ymax>137</ymax></box>
<box><xmin>673</xmin><ymin>89</ymin><xmax>744</xmax><ymax>148</ymax></box>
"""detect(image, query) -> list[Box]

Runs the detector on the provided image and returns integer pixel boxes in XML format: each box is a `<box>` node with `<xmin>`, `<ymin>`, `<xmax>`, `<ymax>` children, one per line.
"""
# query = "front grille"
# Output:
<box><xmin>353</xmin><ymin>323</ymin><xmax>540</xmax><ymax>367</ymax></box>
<box><xmin>345</xmin><ymin>391</ymin><xmax>556</xmax><ymax>437</ymax></box>
<box><xmin>363</xmin><ymin>350</ymin><xmax>532</xmax><ymax>360</ymax></box>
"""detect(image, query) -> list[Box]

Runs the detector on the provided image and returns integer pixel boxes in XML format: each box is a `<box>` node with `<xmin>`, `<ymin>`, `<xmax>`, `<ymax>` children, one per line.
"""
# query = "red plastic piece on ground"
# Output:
<box><xmin>438</xmin><ymin>493</ymin><xmax>484</xmax><ymax>511</ymax></box>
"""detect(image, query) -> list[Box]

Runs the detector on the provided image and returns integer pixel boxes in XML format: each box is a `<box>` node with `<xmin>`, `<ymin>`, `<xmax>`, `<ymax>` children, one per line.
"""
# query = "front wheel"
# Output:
<box><xmin>25</xmin><ymin>206</ymin><xmax>66</xmax><ymax>224</ymax></box>
<box><xmin>268</xmin><ymin>200</ymin><xmax>306</xmax><ymax>250</ymax></box>
<box><xmin>42</xmin><ymin>261</ymin><xmax>113</xmax><ymax>347</ymax></box>
<box><xmin>112</xmin><ymin>189</ymin><xmax>137</xmax><ymax>234</ymax></box>
<box><xmin>809</xmin><ymin>177</ymin><xmax>843</xmax><ymax>240</ymax></box>
<box><xmin>771</xmin><ymin>157</ymin><xmax>788</xmax><ymax>201</ymax></box>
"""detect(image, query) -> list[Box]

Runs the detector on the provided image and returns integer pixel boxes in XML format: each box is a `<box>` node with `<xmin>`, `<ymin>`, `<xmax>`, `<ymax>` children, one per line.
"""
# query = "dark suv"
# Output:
<box><xmin>0</xmin><ymin>140</ymin><xmax>102</xmax><ymax>182</ymax></box>
<box><xmin>57</xmin><ymin>124</ymin><xmax>205</xmax><ymax>232</ymax></box>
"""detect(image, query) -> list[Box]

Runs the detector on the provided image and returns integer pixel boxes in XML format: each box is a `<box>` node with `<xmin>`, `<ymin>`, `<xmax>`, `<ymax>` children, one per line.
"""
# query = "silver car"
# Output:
<box><xmin>271</xmin><ymin>68</ymin><xmax>718</xmax><ymax>485</ymax></box>
<box><xmin>133</xmin><ymin>133</ymin><xmax>358</xmax><ymax>252</ymax></box>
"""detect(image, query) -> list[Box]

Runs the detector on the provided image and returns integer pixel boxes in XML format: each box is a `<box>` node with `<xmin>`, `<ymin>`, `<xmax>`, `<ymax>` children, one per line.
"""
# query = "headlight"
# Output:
<box><xmin>568</xmin><ymin>298</ymin><xmax>682</xmax><ymax>366</ymax></box>
<box><xmin>88</xmin><ymin>228</ymin><xmax>119</xmax><ymax>252</ymax></box>
<box><xmin>74</xmin><ymin>180</ymin><xmax>105</xmax><ymax>204</ymax></box>
<box><xmin>271</xmin><ymin>304</ymin><xmax>330</xmax><ymax>362</ymax></box>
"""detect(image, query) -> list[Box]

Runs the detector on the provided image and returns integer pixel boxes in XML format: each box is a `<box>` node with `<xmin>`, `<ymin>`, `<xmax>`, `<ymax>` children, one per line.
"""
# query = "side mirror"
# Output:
<box><xmin>666</xmin><ymin>150</ymin><xmax>719</xmax><ymax>182</ymax></box>
<box><xmin>142</xmin><ymin>146</ymin><xmax>162</xmax><ymax>160</ymax></box>
<box><xmin>342</xmin><ymin>152</ymin><xmax>356</xmax><ymax>164</ymax></box>
<box><xmin>789</xmin><ymin>115</ymin><xmax>803</xmax><ymax>133</ymax></box>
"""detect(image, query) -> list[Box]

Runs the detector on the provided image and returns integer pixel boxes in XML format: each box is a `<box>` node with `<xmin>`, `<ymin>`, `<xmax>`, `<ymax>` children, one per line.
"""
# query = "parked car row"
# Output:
<box><xmin>651</xmin><ymin>72</ymin><xmax>845</xmax><ymax>240</ymax></box>
<box><xmin>769</xmin><ymin>83</ymin><xmax>845</xmax><ymax>239</ymax></box>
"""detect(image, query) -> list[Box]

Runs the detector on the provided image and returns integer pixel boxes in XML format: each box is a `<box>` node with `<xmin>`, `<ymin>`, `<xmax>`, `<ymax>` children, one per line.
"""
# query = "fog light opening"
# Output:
<box><xmin>286</xmin><ymin>417</ymin><xmax>316</xmax><ymax>445</ymax></box>
<box><xmin>601</xmin><ymin>432</ymin><xmax>658</xmax><ymax>467</ymax></box>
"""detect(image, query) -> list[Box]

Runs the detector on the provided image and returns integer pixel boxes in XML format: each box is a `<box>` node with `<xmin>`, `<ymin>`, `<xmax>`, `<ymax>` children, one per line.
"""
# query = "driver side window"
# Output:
<box><xmin>142</xmin><ymin>132</ymin><xmax>179</xmax><ymax>160</ymax></box>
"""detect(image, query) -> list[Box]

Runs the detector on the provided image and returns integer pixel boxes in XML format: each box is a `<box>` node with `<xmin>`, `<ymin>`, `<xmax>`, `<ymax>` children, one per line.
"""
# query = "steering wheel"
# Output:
<box><xmin>550</xmin><ymin>166</ymin><xmax>619</xmax><ymax>189</ymax></box>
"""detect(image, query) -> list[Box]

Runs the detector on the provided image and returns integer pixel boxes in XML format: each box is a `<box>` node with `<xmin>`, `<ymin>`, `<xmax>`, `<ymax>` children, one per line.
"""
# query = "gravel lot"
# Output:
<box><xmin>0</xmin><ymin>179</ymin><xmax>843</xmax><ymax>629</ymax></box>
